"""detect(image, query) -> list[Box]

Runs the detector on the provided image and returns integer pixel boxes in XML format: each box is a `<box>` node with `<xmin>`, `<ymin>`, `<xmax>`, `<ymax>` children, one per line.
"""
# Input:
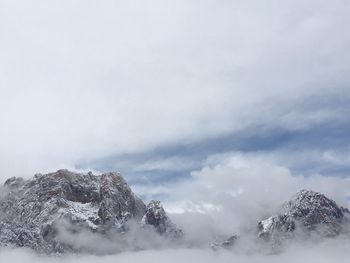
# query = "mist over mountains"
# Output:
<box><xmin>1</xmin><ymin>0</ymin><xmax>350</xmax><ymax>262</ymax></box>
<box><xmin>0</xmin><ymin>168</ymin><xmax>349</xmax><ymax>260</ymax></box>
<box><xmin>0</xmin><ymin>170</ymin><xmax>183</xmax><ymax>254</ymax></box>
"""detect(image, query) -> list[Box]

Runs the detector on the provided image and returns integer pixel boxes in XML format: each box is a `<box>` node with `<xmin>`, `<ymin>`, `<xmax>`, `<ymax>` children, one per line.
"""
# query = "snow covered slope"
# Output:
<box><xmin>258</xmin><ymin>189</ymin><xmax>350</xmax><ymax>244</ymax></box>
<box><xmin>0</xmin><ymin>170</ymin><xmax>181</xmax><ymax>253</ymax></box>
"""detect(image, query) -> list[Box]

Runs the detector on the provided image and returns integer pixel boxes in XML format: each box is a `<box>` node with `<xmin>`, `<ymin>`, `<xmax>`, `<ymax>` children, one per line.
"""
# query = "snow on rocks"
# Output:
<box><xmin>0</xmin><ymin>170</ymin><xmax>181</xmax><ymax>254</ymax></box>
<box><xmin>142</xmin><ymin>200</ymin><xmax>183</xmax><ymax>239</ymax></box>
<box><xmin>257</xmin><ymin>189</ymin><xmax>350</xmax><ymax>243</ymax></box>
<box><xmin>210</xmin><ymin>235</ymin><xmax>238</xmax><ymax>251</ymax></box>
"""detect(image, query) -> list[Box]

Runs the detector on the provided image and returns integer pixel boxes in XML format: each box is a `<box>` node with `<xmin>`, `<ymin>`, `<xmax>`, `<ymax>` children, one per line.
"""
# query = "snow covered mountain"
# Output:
<box><xmin>258</xmin><ymin>189</ymin><xmax>350</xmax><ymax>245</ymax></box>
<box><xmin>0</xmin><ymin>170</ymin><xmax>349</xmax><ymax>254</ymax></box>
<box><xmin>0</xmin><ymin>170</ymin><xmax>181</xmax><ymax>253</ymax></box>
<box><xmin>211</xmin><ymin>189</ymin><xmax>350</xmax><ymax>251</ymax></box>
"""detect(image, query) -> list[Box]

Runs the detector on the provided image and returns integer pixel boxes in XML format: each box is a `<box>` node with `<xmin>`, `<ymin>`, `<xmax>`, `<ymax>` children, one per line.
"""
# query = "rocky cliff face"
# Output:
<box><xmin>212</xmin><ymin>190</ymin><xmax>350</xmax><ymax>251</ymax></box>
<box><xmin>0</xmin><ymin>170</ymin><xmax>180</xmax><ymax>254</ymax></box>
<box><xmin>1</xmin><ymin>171</ymin><xmax>349</xmax><ymax>254</ymax></box>
<box><xmin>210</xmin><ymin>235</ymin><xmax>238</xmax><ymax>251</ymax></box>
<box><xmin>142</xmin><ymin>200</ymin><xmax>183</xmax><ymax>239</ymax></box>
<box><xmin>258</xmin><ymin>190</ymin><xmax>350</xmax><ymax>244</ymax></box>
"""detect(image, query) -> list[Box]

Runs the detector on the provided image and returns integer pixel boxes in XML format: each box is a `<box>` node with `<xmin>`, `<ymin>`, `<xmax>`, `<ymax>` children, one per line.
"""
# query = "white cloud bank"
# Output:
<box><xmin>1</xmin><ymin>0</ymin><xmax>350</xmax><ymax>178</ymax></box>
<box><xmin>1</xmin><ymin>0</ymin><xmax>350</xmax><ymax>259</ymax></box>
<box><xmin>0</xmin><ymin>235</ymin><xmax>349</xmax><ymax>263</ymax></box>
<box><xmin>133</xmin><ymin>152</ymin><xmax>350</xmax><ymax>249</ymax></box>
<box><xmin>1</xmin><ymin>150</ymin><xmax>350</xmax><ymax>261</ymax></box>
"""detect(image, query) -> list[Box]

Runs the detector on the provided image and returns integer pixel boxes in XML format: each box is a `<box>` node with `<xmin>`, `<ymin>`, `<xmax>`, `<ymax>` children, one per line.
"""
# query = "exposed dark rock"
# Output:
<box><xmin>210</xmin><ymin>235</ymin><xmax>238</xmax><ymax>251</ymax></box>
<box><xmin>97</xmin><ymin>172</ymin><xmax>146</xmax><ymax>226</ymax></box>
<box><xmin>142</xmin><ymin>200</ymin><xmax>183</xmax><ymax>239</ymax></box>
<box><xmin>257</xmin><ymin>189</ymin><xmax>350</xmax><ymax>244</ymax></box>
<box><xmin>0</xmin><ymin>170</ymin><xmax>179</xmax><ymax>254</ymax></box>
<box><xmin>4</xmin><ymin>177</ymin><xmax>24</xmax><ymax>189</ymax></box>
<box><xmin>2</xmin><ymin>172</ymin><xmax>348</xmax><ymax>255</ymax></box>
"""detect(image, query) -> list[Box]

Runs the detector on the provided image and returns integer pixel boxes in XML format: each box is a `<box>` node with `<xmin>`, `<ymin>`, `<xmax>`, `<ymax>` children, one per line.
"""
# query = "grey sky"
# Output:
<box><xmin>0</xmin><ymin>0</ymin><xmax>350</xmax><ymax>182</ymax></box>
<box><xmin>1</xmin><ymin>2</ymin><xmax>350</xmax><ymax>260</ymax></box>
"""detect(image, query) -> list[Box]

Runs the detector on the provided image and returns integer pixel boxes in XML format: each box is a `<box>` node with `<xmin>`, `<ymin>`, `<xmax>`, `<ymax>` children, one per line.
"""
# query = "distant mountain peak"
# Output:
<box><xmin>1</xmin><ymin>171</ymin><xmax>349</xmax><ymax>254</ymax></box>
<box><xmin>0</xmin><ymin>170</ymin><xmax>181</xmax><ymax>254</ymax></box>
<box><xmin>258</xmin><ymin>189</ymin><xmax>350</xmax><ymax>243</ymax></box>
<box><xmin>142</xmin><ymin>200</ymin><xmax>183</xmax><ymax>239</ymax></box>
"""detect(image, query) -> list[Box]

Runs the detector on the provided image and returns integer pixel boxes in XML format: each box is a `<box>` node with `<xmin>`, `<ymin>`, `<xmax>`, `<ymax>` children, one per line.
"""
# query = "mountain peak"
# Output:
<box><xmin>0</xmin><ymin>170</ymin><xmax>181</xmax><ymax>254</ymax></box>
<box><xmin>142</xmin><ymin>200</ymin><xmax>183</xmax><ymax>239</ymax></box>
<box><xmin>258</xmin><ymin>189</ymin><xmax>350</xmax><ymax>242</ymax></box>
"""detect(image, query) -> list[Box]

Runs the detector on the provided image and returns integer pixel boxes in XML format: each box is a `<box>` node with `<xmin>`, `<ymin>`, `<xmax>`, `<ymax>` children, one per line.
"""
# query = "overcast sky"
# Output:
<box><xmin>1</xmin><ymin>1</ymin><xmax>350</xmax><ymax>261</ymax></box>
<box><xmin>1</xmin><ymin>0</ymin><xmax>350</xmax><ymax>187</ymax></box>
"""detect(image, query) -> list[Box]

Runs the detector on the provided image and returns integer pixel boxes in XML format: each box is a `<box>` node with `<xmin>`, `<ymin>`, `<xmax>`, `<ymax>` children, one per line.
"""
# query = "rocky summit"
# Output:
<box><xmin>258</xmin><ymin>189</ymin><xmax>350</xmax><ymax>244</ymax></box>
<box><xmin>210</xmin><ymin>235</ymin><xmax>238</xmax><ymax>251</ymax></box>
<box><xmin>0</xmin><ymin>170</ymin><xmax>181</xmax><ymax>254</ymax></box>
<box><xmin>142</xmin><ymin>200</ymin><xmax>183</xmax><ymax>239</ymax></box>
<box><xmin>0</xmin><ymin>171</ymin><xmax>349</xmax><ymax>254</ymax></box>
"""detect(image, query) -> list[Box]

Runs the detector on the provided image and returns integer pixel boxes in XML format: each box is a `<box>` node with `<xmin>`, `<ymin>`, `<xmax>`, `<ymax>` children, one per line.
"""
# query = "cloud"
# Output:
<box><xmin>1</xmin><ymin>0</ymin><xmax>350</xmax><ymax>261</ymax></box>
<box><xmin>1</xmin><ymin>148</ymin><xmax>350</xmax><ymax>260</ymax></box>
<box><xmin>142</xmin><ymin>152</ymin><xmax>350</xmax><ymax>245</ymax></box>
<box><xmin>1</xmin><ymin>0</ymin><xmax>350</xmax><ymax>179</ymax></box>
<box><xmin>0</xmin><ymin>236</ymin><xmax>350</xmax><ymax>263</ymax></box>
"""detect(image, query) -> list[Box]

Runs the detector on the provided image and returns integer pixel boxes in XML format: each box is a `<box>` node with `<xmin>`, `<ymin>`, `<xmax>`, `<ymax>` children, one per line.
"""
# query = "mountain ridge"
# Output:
<box><xmin>0</xmin><ymin>169</ymin><xmax>181</xmax><ymax>254</ymax></box>
<box><xmin>0</xmin><ymin>170</ymin><xmax>349</xmax><ymax>254</ymax></box>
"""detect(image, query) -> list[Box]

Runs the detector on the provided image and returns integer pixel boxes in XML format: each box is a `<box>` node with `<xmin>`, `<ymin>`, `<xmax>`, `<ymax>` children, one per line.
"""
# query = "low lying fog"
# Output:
<box><xmin>1</xmin><ymin>239</ymin><xmax>349</xmax><ymax>263</ymax></box>
<box><xmin>1</xmin><ymin>0</ymin><xmax>349</xmax><ymax>261</ymax></box>
<box><xmin>1</xmin><ymin>153</ymin><xmax>350</xmax><ymax>262</ymax></box>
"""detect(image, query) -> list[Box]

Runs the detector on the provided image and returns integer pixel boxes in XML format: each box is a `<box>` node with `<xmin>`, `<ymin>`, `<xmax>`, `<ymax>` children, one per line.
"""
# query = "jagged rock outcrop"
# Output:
<box><xmin>258</xmin><ymin>189</ymin><xmax>350</xmax><ymax>244</ymax></box>
<box><xmin>97</xmin><ymin>172</ymin><xmax>146</xmax><ymax>227</ymax></box>
<box><xmin>0</xmin><ymin>170</ymin><xmax>180</xmax><ymax>254</ymax></box>
<box><xmin>2</xmin><ymin>174</ymin><xmax>349</xmax><ymax>255</ymax></box>
<box><xmin>142</xmin><ymin>200</ymin><xmax>183</xmax><ymax>239</ymax></box>
<box><xmin>210</xmin><ymin>235</ymin><xmax>238</xmax><ymax>251</ymax></box>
